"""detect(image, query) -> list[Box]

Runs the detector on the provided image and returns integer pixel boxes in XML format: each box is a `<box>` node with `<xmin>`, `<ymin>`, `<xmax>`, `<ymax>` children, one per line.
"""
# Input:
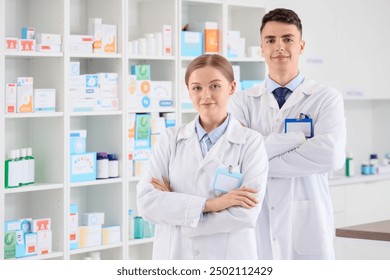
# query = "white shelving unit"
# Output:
<box><xmin>1</xmin><ymin>0</ymin><xmax>267</xmax><ymax>260</ymax></box>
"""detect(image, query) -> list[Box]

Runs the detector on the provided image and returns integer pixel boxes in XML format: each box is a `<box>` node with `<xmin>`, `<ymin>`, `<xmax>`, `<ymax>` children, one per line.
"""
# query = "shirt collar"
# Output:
<box><xmin>195</xmin><ymin>113</ymin><xmax>230</xmax><ymax>144</ymax></box>
<box><xmin>266</xmin><ymin>72</ymin><xmax>305</xmax><ymax>93</ymax></box>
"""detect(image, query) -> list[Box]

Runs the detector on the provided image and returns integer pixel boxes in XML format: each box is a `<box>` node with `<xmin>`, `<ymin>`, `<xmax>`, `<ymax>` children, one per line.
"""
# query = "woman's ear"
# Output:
<box><xmin>229</xmin><ymin>81</ymin><xmax>237</xmax><ymax>95</ymax></box>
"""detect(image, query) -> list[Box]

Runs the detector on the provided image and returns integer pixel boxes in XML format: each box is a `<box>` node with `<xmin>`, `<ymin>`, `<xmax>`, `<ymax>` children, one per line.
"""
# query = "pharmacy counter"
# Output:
<box><xmin>335</xmin><ymin>220</ymin><xmax>390</xmax><ymax>259</ymax></box>
<box><xmin>336</xmin><ymin>220</ymin><xmax>390</xmax><ymax>241</ymax></box>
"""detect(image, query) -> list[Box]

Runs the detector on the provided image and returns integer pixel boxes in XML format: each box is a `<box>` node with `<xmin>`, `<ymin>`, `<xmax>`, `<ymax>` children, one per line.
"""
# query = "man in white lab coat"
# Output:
<box><xmin>229</xmin><ymin>8</ymin><xmax>346</xmax><ymax>259</ymax></box>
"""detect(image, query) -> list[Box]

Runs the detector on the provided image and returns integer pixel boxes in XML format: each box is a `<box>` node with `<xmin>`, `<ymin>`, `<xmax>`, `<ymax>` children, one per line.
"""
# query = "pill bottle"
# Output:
<box><xmin>134</xmin><ymin>216</ymin><xmax>144</xmax><ymax>239</ymax></box>
<box><xmin>96</xmin><ymin>152</ymin><xmax>109</xmax><ymax>179</ymax></box>
<box><xmin>369</xmin><ymin>154</ymin><xmax>378</xmax><ymax>175</ymax></box>
<box><xmin>108</xmin><ymin>153</ymin><xmax>119</xmax><ymax>178</ymax></box>
<box><xmin>345</xmin><ymin>152</ymin><xmax>354</xmax><ymax>177</ymax></box>
<box><xmin>361</xmin><ymin>161</ymin><xmax>370</xmax><ymax>175</ymax></box>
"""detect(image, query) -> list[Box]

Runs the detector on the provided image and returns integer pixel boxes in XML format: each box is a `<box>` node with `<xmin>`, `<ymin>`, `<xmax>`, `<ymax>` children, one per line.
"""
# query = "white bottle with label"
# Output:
<box><xmin>5</xmin><ymin>150</ymin><xmax>20</xmax><ymax>188</ymax></box>
<box><xmin>20</xmin><ymin>148</ymin><xmax>29</xmax><ymax>186</ymax></box>
<box><xmin>26</xmin><ymin>147</ymin><xmax>35</xmax><ymax>184</ymax></box>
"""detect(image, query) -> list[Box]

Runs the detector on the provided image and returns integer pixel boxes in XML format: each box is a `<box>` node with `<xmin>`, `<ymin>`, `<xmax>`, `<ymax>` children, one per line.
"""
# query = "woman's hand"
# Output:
<box><xmin>151</xmin><ymin>176</ymin><xmax>171</xmax><ymax>192</ymax></box>
<box><xmin>204</xmin><ymin>186</ymin><xmax>259</xmax><ymax>213</ymax></box>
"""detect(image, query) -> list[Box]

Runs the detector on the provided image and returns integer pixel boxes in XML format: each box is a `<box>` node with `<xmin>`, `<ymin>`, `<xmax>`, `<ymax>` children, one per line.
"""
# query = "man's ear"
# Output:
<box><xmin>300</xmin><ymin>40</ymin><xmax>305</xmax><ymax>54</ymax></box>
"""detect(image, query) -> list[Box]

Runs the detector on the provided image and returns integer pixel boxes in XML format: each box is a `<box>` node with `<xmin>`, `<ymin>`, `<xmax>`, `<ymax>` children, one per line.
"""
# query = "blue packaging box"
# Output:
<box><xmin>181</xmin><ymin>31</ymin><xmax>203</xmax><ymax>57</ymax></box>
<box><xmin>70</xmin><ymin>152</ymin><xmax>97</xmax><ymax>182</ymax></box>
<box><xmin>70</xmin><ymin>130</ymin><xmax>87</xmax><ymax>154</ymax></box>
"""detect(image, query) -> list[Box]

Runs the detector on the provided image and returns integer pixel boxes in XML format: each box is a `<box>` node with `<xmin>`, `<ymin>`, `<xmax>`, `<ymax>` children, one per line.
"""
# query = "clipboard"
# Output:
<box><xmin>285</xmin><ymin>114</ymin><xmax>313</xmax><ymax>138</ymax></box>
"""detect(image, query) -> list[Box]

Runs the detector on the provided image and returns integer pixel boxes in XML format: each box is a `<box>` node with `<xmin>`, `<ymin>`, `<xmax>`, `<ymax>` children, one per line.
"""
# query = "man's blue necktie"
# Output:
<box><xmin>273</xmin><ymin>87</ymin><xmax>290</xmax><ymax>109</ymax></box>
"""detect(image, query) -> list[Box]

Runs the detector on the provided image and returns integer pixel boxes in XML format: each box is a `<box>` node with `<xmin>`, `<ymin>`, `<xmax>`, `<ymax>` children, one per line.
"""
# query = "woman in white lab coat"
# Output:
<box><xmin>137</xmin><ymin>54</ymin><xmax>269</xmax><ymax>260</ymax></box>
<box><xmin>228</xmin><ymin>8</ymin><xmax>346</xmax><ymax>259</ymax></box>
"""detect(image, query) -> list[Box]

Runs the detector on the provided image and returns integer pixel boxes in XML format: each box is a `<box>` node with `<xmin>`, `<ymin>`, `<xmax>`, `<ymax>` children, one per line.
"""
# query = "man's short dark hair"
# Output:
<box><xmin>260</xmin><ymin>8</ymin><xmax>302</xmax><ymax>36</ymax></box>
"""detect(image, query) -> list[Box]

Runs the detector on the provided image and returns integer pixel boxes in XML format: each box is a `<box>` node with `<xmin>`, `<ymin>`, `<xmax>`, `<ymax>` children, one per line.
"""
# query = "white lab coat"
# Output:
<box><xmin>228</xmin><ymin>78</ymin><xmax>346</xmax><ymax>260</ymax></box>
<box><xmin>137</xmin><ymin>116</ymin><xmax>269</xmax><ymax>260</ymax></box>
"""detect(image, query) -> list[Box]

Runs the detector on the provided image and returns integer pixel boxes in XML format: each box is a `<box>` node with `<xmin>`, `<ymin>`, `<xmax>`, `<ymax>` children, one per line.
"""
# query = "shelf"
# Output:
<box><xmin>329</xmin><ymin>174</ymin><xmax>390</xmax><ymax>187</ymax></box>
<box><xmin>70</xmin><ymin>111</ymin><xmax>122</xmax><ymax>117</ymax></box>
<box><xmin>4</xmin><ymin>112</ymin><xmax>64</xmax><ymax>119</ymax></box>
<box><xmin>5</xmin><ymin>52</ymin><xmax>64</xmax><ymax>58</ymax></box>
<box><xmin>128</xmin><ymin>237</ymin><xmax>154</xmax><ymax>246</ymax></box>
<box><xmin>12</xmin><ymin>251</ymin><xmax>64</xmax><ymax>260</ymax></box>
<box><xmin>128</xmin><ymin>55</ymin><xmax>175</xmax><ymax>61</ymax></box>
<box><xmin>69</xmin><ymin>53</ymin><xmax>122</xmax><ymax>59</ymax></box>
<box><xmin>70</xmin><ymin>178</ymin><xmax>123</xmax><ymax>188</ymax></box>
<box><xmin>4</xmin><ymin>183</ymin><xmax>64</xmax><ymax>194</ymax></box>
<box><xmin>69</xmin><ymin>242</ymin><xmax>123</xmax><ymax>255</ymax></box>
<box><xmin>127</xmin><ymin>109</ymin><xmax>176</xmax><ymax>114</ymax></box>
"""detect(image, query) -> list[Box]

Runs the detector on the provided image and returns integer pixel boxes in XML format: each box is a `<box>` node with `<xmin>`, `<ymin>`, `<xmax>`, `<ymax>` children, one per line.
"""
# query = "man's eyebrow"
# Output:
<box><xmin>264</xmin><ymin>34</ymin><xmax>295</xmax><ymax>39</ymax></box>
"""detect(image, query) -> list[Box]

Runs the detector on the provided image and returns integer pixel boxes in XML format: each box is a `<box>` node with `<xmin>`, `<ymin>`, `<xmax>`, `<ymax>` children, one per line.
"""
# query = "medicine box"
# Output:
<box><xmin>79</xmin><ymin>225</ymin><xmax>102</xmax><ymax>248</ymax></box>
<box><xmin>24</xmin><ymin>232</ymin><xmax>37</xmax><ymax>256</ymax></box>
<box><xmin>193</xmin><ymin>21</ymin><xmax>219</xmax><ymax>53</ymax></box>
<box><xmin>34</xmin><ymin>88</ymin><xmax>56</xmax><ymax>112</ymax></box>
<box><xmin>36</xmin><ymin>33</ymin><xmax>61</xmax><ymax>45</ymax></box>
<box><xmin>181</xmin><ymin>31</ymin><xmax>202</xmax><ymax>57</ymax></box>
<box><xmin>135</xmin><ymin>114</ymin><xmax>151</xmax><ymax>149</ymax></box>
<box><xmin>21</xmin><ymin>27</ymin><xmax>35</xmax><ymax>39</ymax></box>
<box><xmin>80</xmin><ymin>212</ymin><xmax>105</xmax><ymax>226</ymax></box>
<box><xmin>19</xmin><ymin>39</ymin><xmax>35</xmax><ymax>52</ymax></box>
<box><xmin>102</xmin><ymin>24</ymin><xmax>117</xmax><ymax>53</ymax></box>
<box><xmin>16</xmin><ymin>230</ymin><xmax>25</xmax><ymax>258</ymax></box>
<box><xmin>37</xmin><ymin>230</ymin><xmax>52</xmax><ymax>255</ymax></box>
<box><xmin>150</xmin><ymin>81</ymin><xmax>173</xmax><ymax>109</ymax></box>
<box><xmin>5</xmin><ymin>37</ymin><xmax>18</xmax><ymax>51</ymax></box>
<box><xmin>130</xmin><ymin>65</ymin><xmax>151</xmax><ymax>80</ymax></box>
<box><xmin>102</xmin><ymin>226</ymin><xmax>121</xmax><ymax>245</ymax></box>
<box><xmin>17</xmin><ymin>85</ymin><xmax>33</xmax><ymax>113</ymax></box>
<box><xmin>71</xmin><ymin>98</ymin><xmax>95</xmax><ymax>112</ymax></box>
<box><xmin>70</xmin><ymin>130</ymin><xmax>87</xmax><ymax>154</ymax></box>
<box><xmin>69</xmin><ymin>204</ymin><xmax>79</xmax><ymax>250</ymax></box>
<box><xmin>31</xmin><ymin>218</ymin><xmax>51</xmax><ymax>232</ymax></box>
<box><xmin>94</xmin><ymin>97</ymin><xmax>119</xmax><ymax>111</ymax></box>
<box><xmin>70</xmin><ymin>152</ymin><xmax>97</xmax><ymax>182</ymax></box>
<box><xmin>4</xmin><ymin>231</ymin><xmax>16</xmax><ymax>259</ymax></box>
<box><xmin>36</xmin><ymin>44</ymin><xmax>61</xmax><ymax>52</ymax></box>
<box><xmin>163</xmin><ymin>25</ymin><xmax>172</xmax><ymax>56</ymax></box>
<box><xmin>5</xmin><ymin>83</ymin><xmax>17</xmax><ymax>113</ymax></box>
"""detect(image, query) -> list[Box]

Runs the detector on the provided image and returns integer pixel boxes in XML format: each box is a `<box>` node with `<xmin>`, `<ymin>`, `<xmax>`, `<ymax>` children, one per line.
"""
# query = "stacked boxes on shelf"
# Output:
<box><xmin>127</xmin><ymin>64</ymin><xmax>173</xmax><ymax>111</ymax></box>
<box><xmin>5</xmin><ymin>27</ymin><xmax>62</xmax><ymax>53</ymax></box>
<box><xmin>68</xmin><ymin>204</ymin><xmax>121</xmax><ymax>249</ymax></box>
<box><xmin>5</xmin><ymin>77</ymin><xmax>56</xmax><ymax>114</ymax></box>
<box><xmin>69</xmin><ymin>130</ymin><xmax>97</xmax><ymax>182</ymax></box>
<box><xmin>69</xmin><ymin>66</ymin><xmax>119</xmax><ymax>112</ymax></box>
<box><xmin>127</xmin><ymin>112</ymin><xmax>175</xmax><ymax>178</ymax></box>
<box><xmin>4</xmin><ymin>218</ymin><xmax>51</xmax><ymax>259</ymax></box>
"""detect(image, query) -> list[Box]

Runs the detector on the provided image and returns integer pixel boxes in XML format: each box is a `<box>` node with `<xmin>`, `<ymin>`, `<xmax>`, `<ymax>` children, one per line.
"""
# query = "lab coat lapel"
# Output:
<box><xmin>199</xmin><ymin>117</ymin><xmax>246</xmax><ymax>169</ymax></box>
<box><xmin>178</xmin><ymin>119</ymin><xmax>204</xmax><ymax>166</ymax></box>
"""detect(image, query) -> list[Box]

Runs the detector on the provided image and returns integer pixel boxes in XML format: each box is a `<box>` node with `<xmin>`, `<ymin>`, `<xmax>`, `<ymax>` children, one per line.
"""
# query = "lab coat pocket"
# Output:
<box><xmin>292</xmin><ymin>200</ymin><xmax>333</xmax><ymax>255</ymax></box>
